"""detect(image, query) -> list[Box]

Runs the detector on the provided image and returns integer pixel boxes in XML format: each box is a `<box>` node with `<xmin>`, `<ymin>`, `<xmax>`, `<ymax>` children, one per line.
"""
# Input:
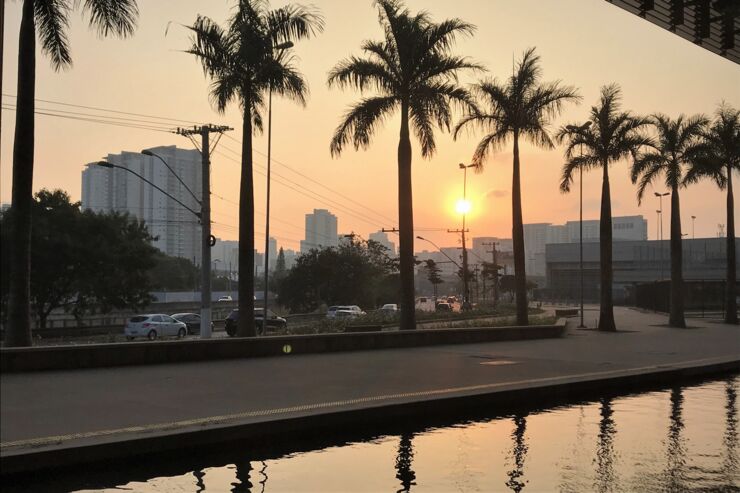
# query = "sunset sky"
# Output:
<box><xmin>1</xmin><ymin>0</ymin><xmax>738</xmax><ymax>252</ymax></box>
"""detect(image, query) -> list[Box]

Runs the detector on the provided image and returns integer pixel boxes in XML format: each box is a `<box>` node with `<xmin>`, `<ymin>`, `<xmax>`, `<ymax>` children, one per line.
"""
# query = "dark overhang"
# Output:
<box><xmin>606</xmin><ymin>0</ymin><xmax>739</xmax><ymax>64</ymax></box>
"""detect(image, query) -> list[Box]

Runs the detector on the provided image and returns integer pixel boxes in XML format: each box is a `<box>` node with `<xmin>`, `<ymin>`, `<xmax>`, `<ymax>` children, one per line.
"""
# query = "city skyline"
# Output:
<box><xmin>1</xmin><ymin>1</ymin><xmax>737</xmax><ymax>252</ymax></box>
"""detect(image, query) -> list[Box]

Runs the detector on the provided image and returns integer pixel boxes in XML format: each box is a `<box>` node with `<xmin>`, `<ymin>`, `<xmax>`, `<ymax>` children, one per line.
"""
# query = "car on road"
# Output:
<box><xmin>380</xmin><ymin>303</ymin><xmax>398</xmax><ymax>313</ymax></box>
<box><xmin>326</xmin><ymin>305</ymin><xmax>366</xmax><ymax>319</ymax></box>
<box><xmin>171</xmin><ymin>313</ymin><xmax>214</xmax><ymax>335</ymax></box>
<box><xmin>125</xmin><ymin>314</ymin><xmax>187</xmax><ymax>341</ymax></box>
<box><xmin>435</xmin><ymin>302</ymin><xmax>452</xmax><ymax>312</ymax></box>
<box><xmin>224</xmin><ymin>308</ymin><xmax>287</xmax><ymax>337</ymax></box>
<box><xmin>217</xmin><ymin>295</ymin><xmax>233</xmax><ymax>302</ymax></box>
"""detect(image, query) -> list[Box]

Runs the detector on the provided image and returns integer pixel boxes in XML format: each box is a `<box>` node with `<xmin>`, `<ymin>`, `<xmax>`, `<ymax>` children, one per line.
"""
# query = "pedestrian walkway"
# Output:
<box><xmin>1</xmin><ymin>307</ymin><xmax>738</xmax><ymax>474</ymax></box>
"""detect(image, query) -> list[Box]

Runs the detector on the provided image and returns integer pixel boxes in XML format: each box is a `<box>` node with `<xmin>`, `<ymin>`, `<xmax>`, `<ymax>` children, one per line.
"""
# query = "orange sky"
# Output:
<box><xmin>1</xmin><ymin>0</ymin><xmax>738</xmax><ymax>251</ymax></box>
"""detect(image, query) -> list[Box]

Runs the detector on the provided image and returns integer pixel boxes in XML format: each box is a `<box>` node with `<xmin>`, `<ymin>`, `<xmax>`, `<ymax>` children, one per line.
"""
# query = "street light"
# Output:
<box><xmin>94</xmin><ymin>161</ymin><xmax>200</xmax><ymax>218</ymax></box>
<box><xmin>691</xmin><ymin>215</ymin><xmax>696</xmax><ymax>239</ymax></box>
<box><xmin>263</xmin><ymin>40</ymin><xmax>294</xmax><ymax>322</ymax></box>
<box><xmin>141</xmin><ymin>149</ymin><xmax>200</xmax><ymax>205</ymax></box>
<box><xmin>655</xmin><ymin>191</ymin><xmax>670</xmax><ymax>280</ymax></box>
<box><xmin>458</xmin><ymin>163</ymin><xmax>476</xmax><ymax>309</ymax></box>
<box><xmin>416</xmin><ymin>236</ymin><xmax>461</xmax><ymax>269</ymax></box>
<box><xmin>565</xmin><ymin>120</ymin><xmax>592</xmax><ymax>328</ymax></box>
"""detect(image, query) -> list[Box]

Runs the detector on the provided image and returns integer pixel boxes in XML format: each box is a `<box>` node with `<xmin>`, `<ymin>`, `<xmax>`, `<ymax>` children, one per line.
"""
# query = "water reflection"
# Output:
<box><xmin>723</xmin><ymin>380</ymin><xmax>738</xmax><ymax>482</ymax></box>
<box><xmin>595</xmin><ymin>397</ymin><xmax>617</xmax><ymax>492</ymax></box>
<box><xmin>505</xmin><ymin>414</ymin><xmax>528</xmax><ymax>492</ymax></box>
<box><xmin>193</xmin><ymin>468</ymin><xmax>205</xmax><ymax>493</ymax></box>
<box><xmin>664</xmin><ymin>387</ymin><xmax>686</xmax><ymax>490</ymax></box>
<box><xmin>230</xmin><ymin>459</ymin><xmax>254</xmax><ymax>493</ymax></box>
<box><xmin>395</xmin><ymin>433</ymin><xmax>417</xmax><ymax>492</ymax></box>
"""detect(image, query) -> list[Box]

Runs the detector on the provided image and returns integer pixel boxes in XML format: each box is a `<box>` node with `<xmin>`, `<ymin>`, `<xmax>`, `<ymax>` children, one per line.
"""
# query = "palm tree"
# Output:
<box><xmin>187</xmin><ymin>1</ymin><xmax>323</xmax><ymax>337</ymax></box>
<box><xmin>685</xmin><ymin>104</ymin><xmax>739</xmax><ymax>324</ymax></box>
<box><xmin>454</xmin><ymin>48</ymin><xmax>580</xmax><ymax>325</ymax></box>
<box><xmin>327</xmin><ymin>0</ymin><xmax>480</xmax><ymax>331</ymax></box>
<box><xmin>631</xmin><ymin>114</ymin><xmax>708</xmax><ymax>328</ymax></box>
<box><xmin>6</xmin><ymin>0</ymin><xmax>138</xmax><ymax>347</ymax></box>
<box><xmin>558</xmin><ymin>84</ymin><xmax>649</xmax><ymax>332</ymax></box>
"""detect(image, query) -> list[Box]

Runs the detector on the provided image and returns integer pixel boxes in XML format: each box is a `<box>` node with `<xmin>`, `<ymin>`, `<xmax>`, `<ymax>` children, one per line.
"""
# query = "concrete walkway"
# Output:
<box><xmin>1</xmin><ymin>307</ymin><xmax>738</xmax><ymax>473</ymax></box>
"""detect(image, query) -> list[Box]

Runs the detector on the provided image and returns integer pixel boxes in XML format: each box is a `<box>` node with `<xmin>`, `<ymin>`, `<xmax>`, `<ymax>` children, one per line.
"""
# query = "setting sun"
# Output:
<box><xmin>455</xmin><ymin>199</ymin><xmax>472</xmax><ymax>215</ymax></box>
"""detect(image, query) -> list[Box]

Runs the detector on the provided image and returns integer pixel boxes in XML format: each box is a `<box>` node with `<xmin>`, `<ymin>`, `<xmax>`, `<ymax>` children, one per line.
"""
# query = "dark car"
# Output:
<box><xmin>225</xmin><ymin>308</ymin><xmax>287</xmax><ymax>337</ymax></box>
<box><xmin>171</xmin><ymin>313</ymin><xmax>214</xmax><ymax>335</ymax></box>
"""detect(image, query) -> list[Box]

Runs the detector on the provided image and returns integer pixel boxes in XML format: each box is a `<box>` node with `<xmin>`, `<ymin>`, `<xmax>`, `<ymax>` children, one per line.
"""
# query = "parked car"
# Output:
<box><xmin>224</xmin><ymin>308</ymin><xmax>287</xmax><ymax>337</ymax></box>
<box><xmin>435</xmin><ymin>302</ymin><xmax>452</xmax><ymax>312</ymax></box>
<box><xmin>125</xmin><ymin>314</ymin><xmax>187</xmax><ymax>341</ymax></box>
<box><xmin>380</xmin><ymin>303</ymin><xmax>398</xmax><ymax>313</ymax></box>
<box><xmin>217</xmin><ymin>295</ymin><xmax>233</xmax><ymax>302</ymax></box>
<box><xmin>447</xmin><ymin>296</ymin><xmax>457</xmax><ymax>304</ymax></box>
<box><xmin>171</xmin><ymin>313</ymin><xmax>214</xmax><ymax>335</ymax></box>
<box><xmin>326</xmin><ymin>305</ymin><xmax>366</xmax><ymax>319</ymax></box>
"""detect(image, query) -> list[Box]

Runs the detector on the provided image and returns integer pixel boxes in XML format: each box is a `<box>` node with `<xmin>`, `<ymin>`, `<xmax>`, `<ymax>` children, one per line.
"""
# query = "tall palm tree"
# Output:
<box><xmin>685</xmin><ymin>104</ymin><xmax>739</xmax><ymax>324</ymax></box>
<box><xmin>327</xmin><ymin>0</ymin><xmax>480</xmax><ymax>331</ymax></box>
<box><xmin>631</xmin><ymin>114</ymin><xmax>708</xmax><ymax>328</ymax></box>
<box><xmin>454</xmin><ymin>48</ymin><xmax>580</xmax><ymax>325</ymax></box>
<box><xmin>558</xmin><ymin>84</ymin><xmax>649</xmax><ymax>332</ymax></box>
<box><xmin>187</xmin><ymin>0</ymin><xmax>323</xmax><ymax>337</ymax></box>
<box><xmin>6</xmin><ymin>0</ymin><xmax>138</xmax><ymax>347</ymax></box>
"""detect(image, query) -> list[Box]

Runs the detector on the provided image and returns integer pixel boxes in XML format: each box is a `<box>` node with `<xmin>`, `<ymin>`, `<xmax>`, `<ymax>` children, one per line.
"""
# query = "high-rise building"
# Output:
<box><xmin>369</xmin><ymin>230</ymin><xmax>396</xmax><ymax>255</ymax></box>
<box><xmin>81</xmin><ymin>145</ymin><xmax>202</xmax><ymax>261</ymax></box>
<box><xmin>212</xmin><ymin>238</ymin><xmax>239</xmax><ymax>274</ymax></box>
<box><xmin>300</xmin><ymin>209</ymin><xmax>338</xmax><ymax>253</ymax></box>
<box><xmin>267</xmin><ymin>237</ymin><xmax>278</xmax><ymax>271</ymax></box>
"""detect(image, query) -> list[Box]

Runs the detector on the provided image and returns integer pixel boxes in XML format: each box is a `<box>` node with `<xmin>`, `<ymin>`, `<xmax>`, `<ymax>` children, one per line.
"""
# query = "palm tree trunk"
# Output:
<box><xmin>598</xmin><ymin>160</ymin><xmax>616</xmax><ymax>331</ymax></box>
<box><xmin>398</xmin><ymin>99</ymin><xmax>416</xmax><ymax>331</ymax></box>
<box><xmin>726</xmin><ymin>163</ymin><xmax>737</xmax><ymax>324</ymax></box>
<box><xmin>6</xmin><ymin>0</ymin><xmax>35</xmax><ymax>347</ymax></box>
<box><xmin>669</xmin><ymin>185</ymin><xmax>685</xmax><ymax>327</ymax></box>
<box><xmin>511</xmin><ymin>130</ymin><xmax>528</xmax><ymax>325</ymax></box>
<box><xmin>237</xmin><ymin>104</ymin><xmax>256</xmax><ymax>337</ymax></box>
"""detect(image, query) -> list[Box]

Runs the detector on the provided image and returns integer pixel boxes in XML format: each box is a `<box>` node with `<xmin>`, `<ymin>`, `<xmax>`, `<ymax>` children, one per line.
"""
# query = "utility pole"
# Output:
<box><xmin>176</xmin><ymin>124</ymin><xmax>232</xmax><ymax>338</ymax></box>
<box><xmin>448</xmin><ymin>228</ymin><xmax>470</xmax><ymax>309</ymax></box>
<box><xmin>482</xmin><ymin>241</ymin><xmax>499</xmax><ymax>305</ymax></box>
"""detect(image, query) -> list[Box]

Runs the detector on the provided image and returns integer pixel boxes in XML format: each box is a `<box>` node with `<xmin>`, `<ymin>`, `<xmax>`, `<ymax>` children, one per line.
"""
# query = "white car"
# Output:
<box><xmin>326</xmin><ymin>305</ymin><xmax>366</xmax><ymax>319</ymax></box>
<box><xmin>217</xmin><ymin>295</ymin><xmax>233</xmax><ymax>302</ymax></box>
<box><xmin>125</xmin><ymin>314</ymin><xmax>187</xmax><ymax>341</ymax></box>
<box><xmin>381</xmin><ymin>303</ymin><xmax>398</xmax><ymax>313</ymax></box>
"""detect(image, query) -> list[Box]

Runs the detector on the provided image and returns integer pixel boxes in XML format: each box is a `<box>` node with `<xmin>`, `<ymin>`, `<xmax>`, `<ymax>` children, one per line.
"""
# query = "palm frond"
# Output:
<box><xmin>471</xmin><ymin>128</ymin><xmax>509</xmax><ymax>167</ymax></box>
<box><xmin>327</xmin><ymin>57</ymin><xmax>395</xmax><ymax>93</ymax></box>
<box><xmin>266</xmin><ymin>3</ymin><xmax>324</xmax><ymax>45</ymax></box>
<box><xmin>82</xmin><ymin>0</ymin><xmax>138</xmax><ymax>38</ymax></box>
<box><xmin>330</xmin><ymin>96</ymin><xmax>398</xmax><ymax>156</ymax></box>
<box><xmin>34</xmin><ymin>0</ymin><xmax>72</xmax><ymax>70</ymax></box>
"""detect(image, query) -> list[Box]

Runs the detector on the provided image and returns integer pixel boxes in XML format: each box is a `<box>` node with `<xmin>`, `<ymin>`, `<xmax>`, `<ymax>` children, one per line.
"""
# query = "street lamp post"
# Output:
<box><xmin>691</xmin><ymin>215</ymin><xmax>696</xmax><ymax>240</ymax></box>
<box><xmin>565</xmin><ymin>121</ymin><xmax>592</xmax><ymax>328</ymax></box>
<box><xmin>416</xmin><ymin>236</ymin><xmax>461</xmax><ymax>269</ymax></box>
<box><xmin>458</xmin><ymin>163</ymin><xmax>476</xmax><ymax>310</ymax></box>
<box><xmin>655</xmin><ymin>191</ymin><xmax>670</xmax><ymax>280</ymax></box>
<box><xmin>263</xmin><ymin>40</ymin><xmax>294</xmax><ymax>324</ymax></box>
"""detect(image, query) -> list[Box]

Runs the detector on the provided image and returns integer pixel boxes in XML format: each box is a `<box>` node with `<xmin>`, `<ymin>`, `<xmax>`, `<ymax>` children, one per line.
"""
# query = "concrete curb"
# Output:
<box><xmin>0</xmin><ymin>320</ymin><xmax>565</xmax><ymax>373</ymax></box>
<box><xmin>1</xmin><ymin>357</ymin><xmax>736</xmax><ymax>476</ymax></box>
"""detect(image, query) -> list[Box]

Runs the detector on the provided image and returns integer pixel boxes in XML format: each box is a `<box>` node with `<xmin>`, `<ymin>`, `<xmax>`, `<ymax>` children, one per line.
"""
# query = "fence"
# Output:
<box><xmin>633</xmin><ymin>279</ymin><xmax>735</xmax><ymax>316</ymax></box>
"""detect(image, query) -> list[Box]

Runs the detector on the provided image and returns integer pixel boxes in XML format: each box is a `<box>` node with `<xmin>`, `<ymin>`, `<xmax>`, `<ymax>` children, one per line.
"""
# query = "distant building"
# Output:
<box><xmin>81</xmin><ymin>145</ymin><xmax>202</xmax><ymax>261</ymax></box>
<box><xmin>369</xmin><ymin>230</ymin><xmax>396</xmax><ymax>255</ymax></box>
<box><xmin>283</xmin><ymin>249</ymin><xmax>298</xmax><ymax>270</ymax></box>
<box><xmin>524</xmin><ymin>215</ymin><xmax>648</xmax><ymax>276</ymax></box>
<box><xmin>300</xmin><ymin>209</ymin><xmax>338</xmax><ymax>253</ymax></box>
<box><xmin>471</xmin><ymin>237</ymin><xmax>512</xmax><ymax>266</ymax></box>
<box><xmin>545</xmin><ymin>237</ymin><xmax>738</xmax><ymax>303</ymax></box>
<box><xmin>212</xmin><ymin>238</ymin><xmax>239</xmax><ymax>274</ymax></box>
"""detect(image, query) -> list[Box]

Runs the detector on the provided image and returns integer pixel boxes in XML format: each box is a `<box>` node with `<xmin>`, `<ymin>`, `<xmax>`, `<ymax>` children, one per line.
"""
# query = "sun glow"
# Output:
<box><xmin>455</xmin><ymin>199</ymin><xmax>472</xmax><ymax>215</ymax></box>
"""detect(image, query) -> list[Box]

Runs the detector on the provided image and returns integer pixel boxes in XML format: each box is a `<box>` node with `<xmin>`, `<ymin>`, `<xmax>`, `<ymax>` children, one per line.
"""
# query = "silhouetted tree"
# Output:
<box><xmin>186</xmin><ymin>0</ymin><xmax>323</xmax><ymax>336</ymax></box>
<box><xmin>455</xmin><ymin>48</ymin><xmax>579</xmax><ymax>326</ymax></box>
<box><xmin>558</xmin><ymin>85</ymin><xmax>649</xmax><ymax>332</ymax></box>
<box><xmin>631</xmin><ymin>114</ymin><xmax>708</xmax><ymax>328</ymax></box>
<box><xmin>6</xmin><ymin>0</ymin><xmax>139</xmax><ymax>347</ymax></box>
<box><xmin>328</xmin><ymin>0</ymin><xmax>480</xmax><ymax>331</ymax></box>
<box><xmin>424</xmin><ymin>259</ymin><xmax>444</xmax><ymax>300</ymax></box>
<box><xmin>684</xmin><ymin>104</ymin><xmax>739</xmax><ymax>324</ymax></box>
<box><xmin>395</xmin><ymin>433</ymin><xmax>416</xmax><ymax>492</ymax></box>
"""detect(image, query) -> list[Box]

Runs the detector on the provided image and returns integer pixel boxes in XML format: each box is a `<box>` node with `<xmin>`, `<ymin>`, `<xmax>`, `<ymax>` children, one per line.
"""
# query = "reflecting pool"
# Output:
<box><xmin>9</xmin><ymin>375</ymin><xmax>739</xmax><ymax>492</ymax></box>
